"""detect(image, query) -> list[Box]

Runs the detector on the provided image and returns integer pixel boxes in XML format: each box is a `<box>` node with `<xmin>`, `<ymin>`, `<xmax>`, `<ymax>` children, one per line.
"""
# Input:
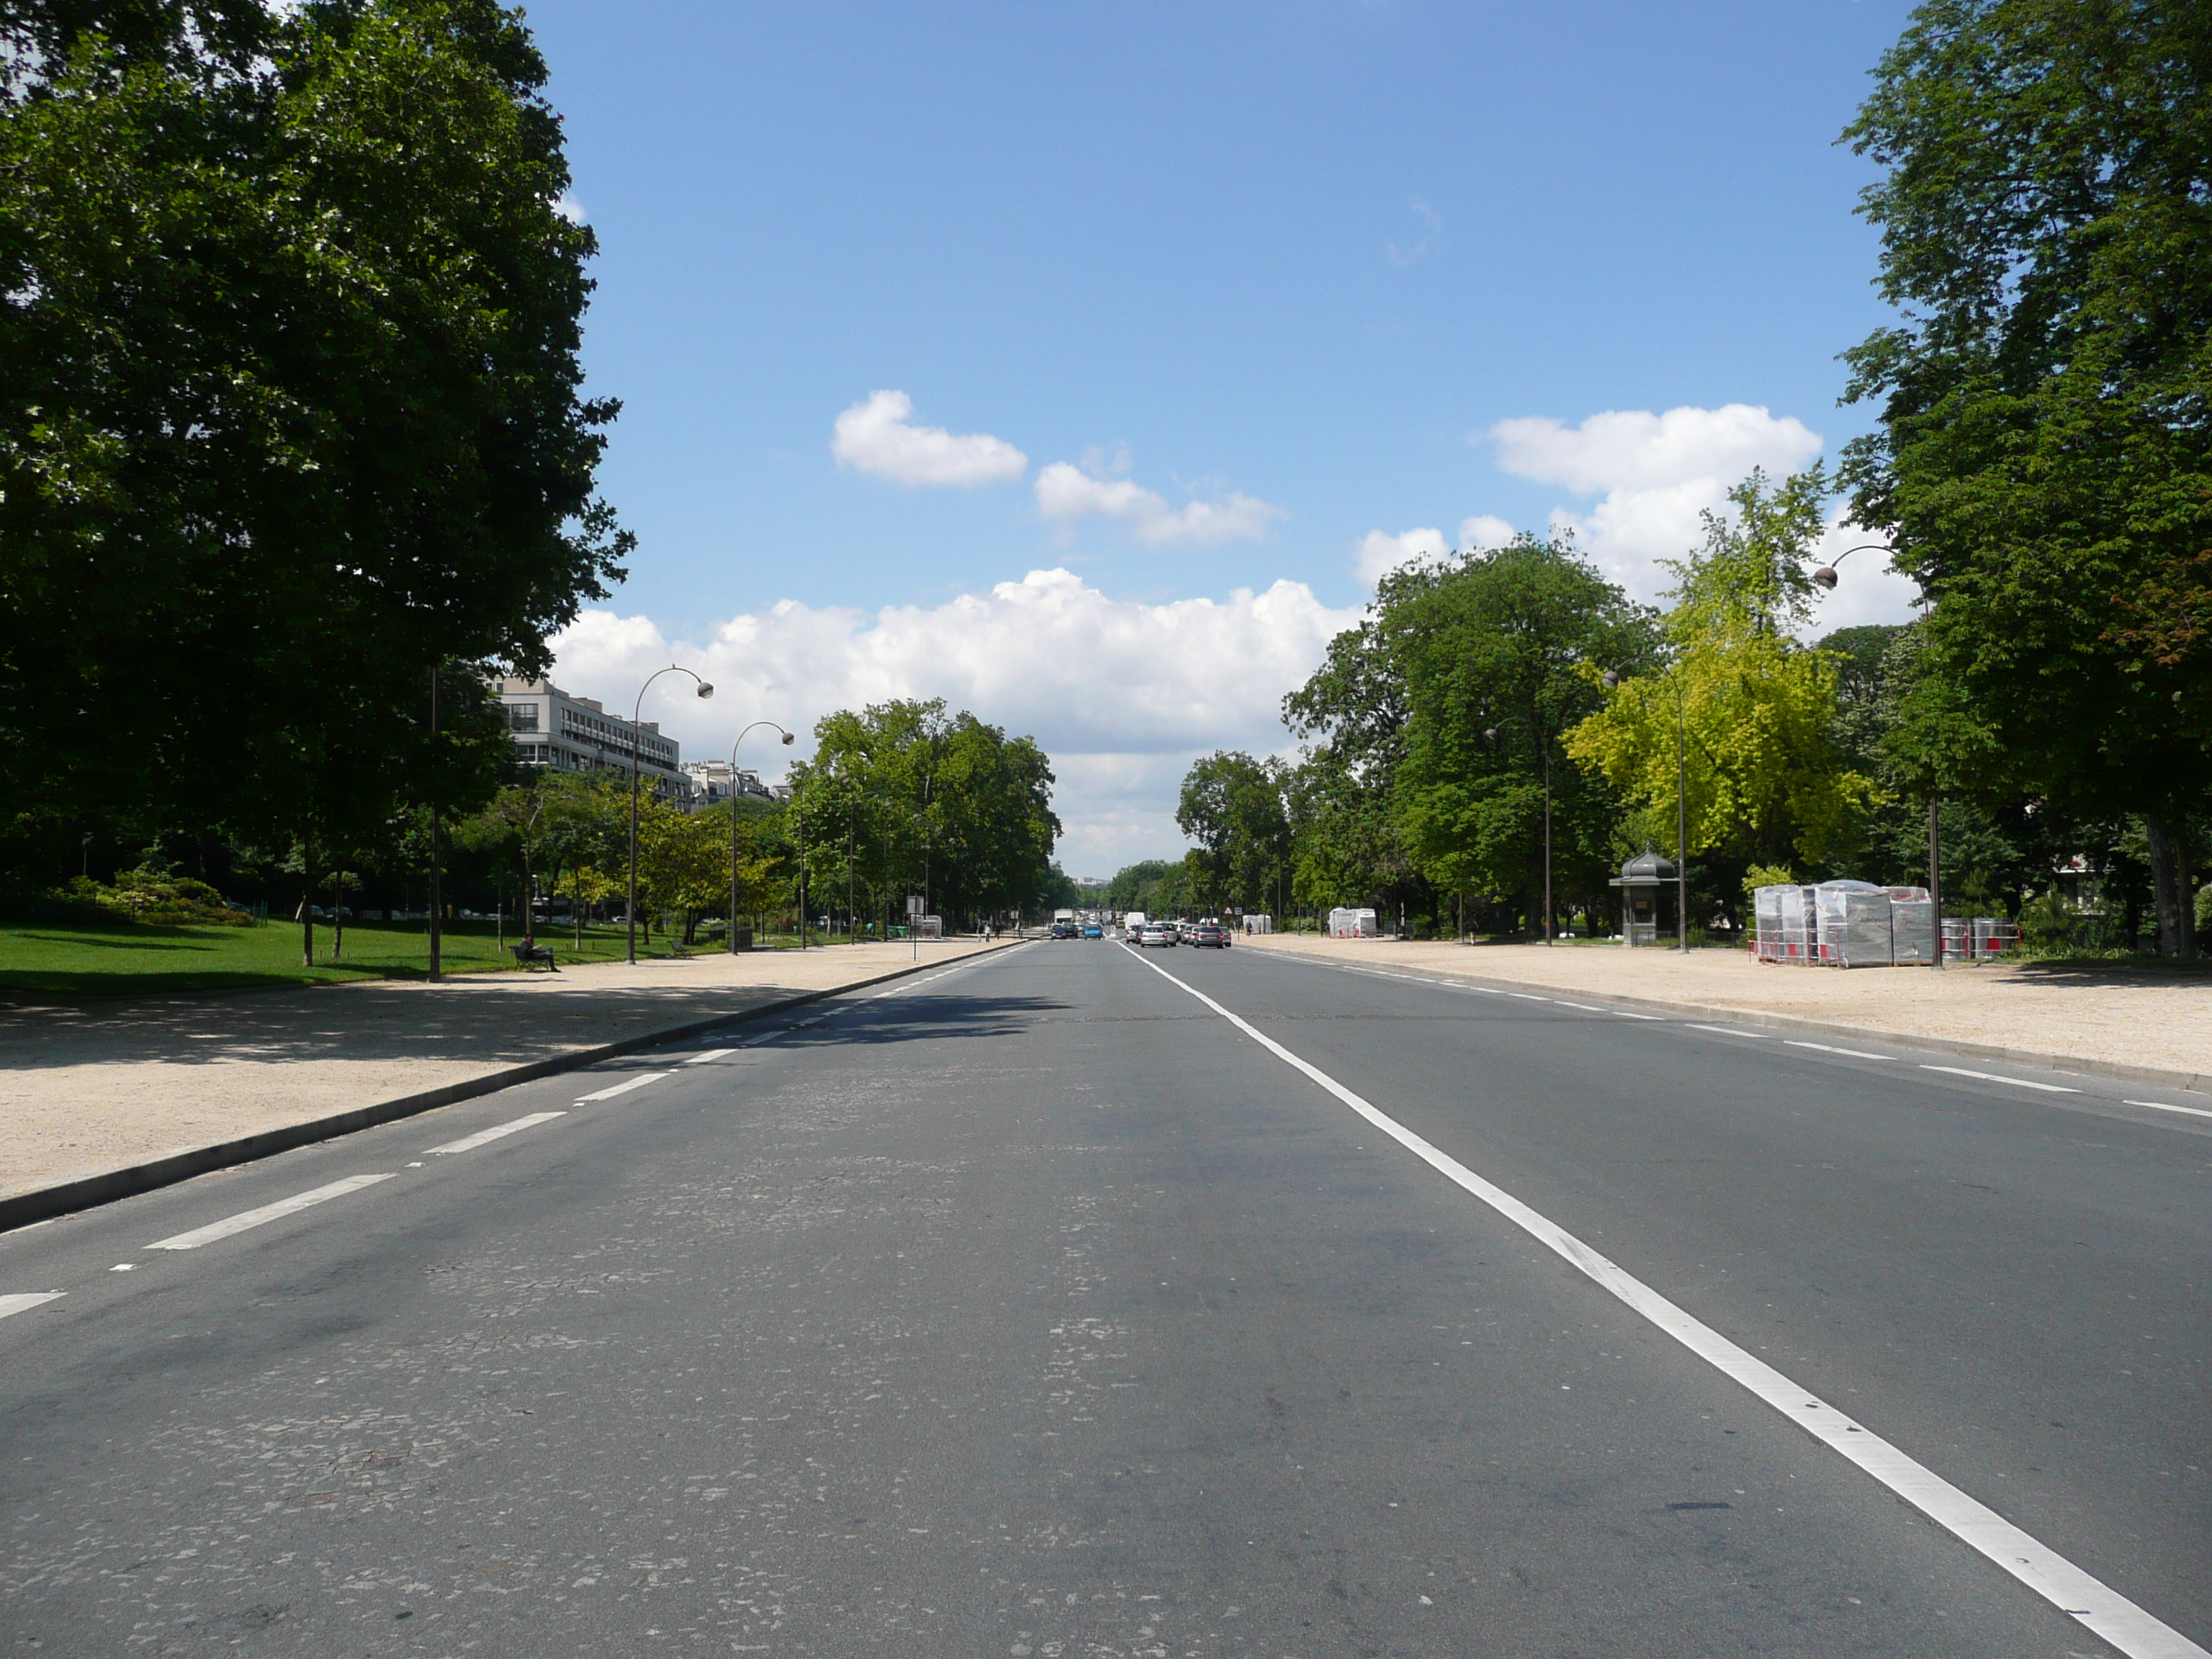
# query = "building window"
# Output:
<box><xmin>507</xmin><ymin>703</ymin><xmax>539</xmax><ymax>732</ymax></box>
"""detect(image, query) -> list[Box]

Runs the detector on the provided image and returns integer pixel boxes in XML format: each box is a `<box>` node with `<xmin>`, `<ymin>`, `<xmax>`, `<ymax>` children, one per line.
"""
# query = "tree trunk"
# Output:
<box><xmin>2143</xmin><ymin>813</ymin><xmax>2198</xmax><ymax>960</ymax></box>
<box><xmin>301</xmin><ymin>846</ymin><xmax>315</xmax><ymax>967</ymax></box>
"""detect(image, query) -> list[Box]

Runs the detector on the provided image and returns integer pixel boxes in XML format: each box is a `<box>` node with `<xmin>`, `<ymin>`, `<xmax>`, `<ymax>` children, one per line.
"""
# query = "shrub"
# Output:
<box><xmin>55</xmin><ymin>869</ymin><xmax>255</xmax><ymax>926</ymax></box>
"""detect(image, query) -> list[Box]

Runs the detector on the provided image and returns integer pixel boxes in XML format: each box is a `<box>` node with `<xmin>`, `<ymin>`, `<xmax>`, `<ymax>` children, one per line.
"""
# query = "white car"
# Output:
<box><xmin>1139</xmin><ymin>922</ymin><xmax>1177</xmax><ymax>948</ymax></box>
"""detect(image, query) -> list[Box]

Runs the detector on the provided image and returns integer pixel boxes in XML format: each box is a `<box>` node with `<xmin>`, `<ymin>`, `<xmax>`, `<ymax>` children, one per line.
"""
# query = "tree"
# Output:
<box><xmin>1386</xmin><ymin>536</ymin><xmax>1658</xmax><ymax>935</ymax></box>
<box><xmin>0</xmin><ymin>0</ymin><xmax>628</xmax><ymax>889</ymax></box>
<box><xmin>1839</xmin><ymin>0</ymin><xmax>2212</xmax><ymax>955</ymax></box>
<box><xmin>1565</xmin><ymin>472</ymin><xmax>1877</xmax><ymax>924</ymax></box>
<box><xmin>1177</xmin><ymin>752</ymin><xmax>1291</xmax><ymax>916</ymax></box>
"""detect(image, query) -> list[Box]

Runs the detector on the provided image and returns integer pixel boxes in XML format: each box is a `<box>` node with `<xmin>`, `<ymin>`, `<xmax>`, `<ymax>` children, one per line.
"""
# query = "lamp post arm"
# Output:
<box><xmin>626</xmin><ymin>665</ymin><xmax>712</xmax><ymax>966</ymax></box>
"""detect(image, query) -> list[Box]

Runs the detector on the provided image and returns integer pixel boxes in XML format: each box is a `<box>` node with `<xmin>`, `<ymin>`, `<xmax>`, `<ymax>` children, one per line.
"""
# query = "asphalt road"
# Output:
<box><xmin>0</xmin><ymin>938</ymin><xmax>2203</xmax><ymax>1658</ymax></box>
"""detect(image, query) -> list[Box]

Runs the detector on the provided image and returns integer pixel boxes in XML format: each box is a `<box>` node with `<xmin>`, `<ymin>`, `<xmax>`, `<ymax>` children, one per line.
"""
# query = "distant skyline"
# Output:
<box><xmin>529</xmin><ymin>0</ymin><xmax>1925</xmax><ymax>871</ymax></box>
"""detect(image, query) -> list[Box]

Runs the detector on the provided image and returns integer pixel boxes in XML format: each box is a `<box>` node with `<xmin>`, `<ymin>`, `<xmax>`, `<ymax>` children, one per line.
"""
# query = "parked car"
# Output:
<box><xmin>1190</xmin><ymin>923</ymin><xmax>1231</xmax><ymax>948</ymax></box>
<box><xmin>1140</xmin><ymin>922</ymin><xmax>1177</xmax><ymax>948</ymax></box>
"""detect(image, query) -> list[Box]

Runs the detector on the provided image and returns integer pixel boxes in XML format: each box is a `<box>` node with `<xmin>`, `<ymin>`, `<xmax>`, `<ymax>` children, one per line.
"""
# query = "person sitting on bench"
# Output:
<box><xmin>511</xmin><ymin>941</ymin><xmax>557</xmax><ymax>971</ymax></box>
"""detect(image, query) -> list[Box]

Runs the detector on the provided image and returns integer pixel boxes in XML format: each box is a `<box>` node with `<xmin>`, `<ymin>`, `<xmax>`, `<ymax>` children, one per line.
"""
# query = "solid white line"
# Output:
<box><xmin>0</xmin><ymin>1292</ymin><xmax>63</xmax><ymax>1320</ymax></box>
<box><xmin>148</xmin><ymin>1174</ymin><xmax>395</xmax><ymax>1251</ymax></box>
<box><xmin>426</xmin><ymin>1111</ymin><xmax>565</xmax><ymax>1156</ymax></box>
<box><xmin>1923</xmin><ymin>1065</ymin><xmax>2078</xmax><ymax>1094</ymax></box>
<box><xmin>683</xmin><ymin>1048</ymin><xmax>735</xmax><ymax>1065</ymax></box>
<box><xmin>1116</xmin><ymin>943</ymin><xmax>2206</xmax><ymax>1659</ymax></box>
<box><xmin>574</xmin><ymin>1071</ymin><xmax>671</xmax><ymax>1103</ymax></box>
<box><xmin>1786</xmin><ymin>1040</ymin><xmax>1892</xmax><ymax>1061</ymax></box>
<box><xmin>2124</xmin><ymin>1099</ymin><xmax>2212</xmax><ymax>1120</ymax></box>
<box><xmin>1689</xmin><ymin>1023</ymin><xmax>1767</xmax><ymax>1039</ymax></box>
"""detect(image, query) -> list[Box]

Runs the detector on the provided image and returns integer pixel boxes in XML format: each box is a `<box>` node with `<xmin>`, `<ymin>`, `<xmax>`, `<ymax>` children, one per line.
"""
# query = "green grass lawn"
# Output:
<box><xmin>0</xmin><ymin>917</ymin><xmax>809</xmax><ymax>999</ymax></box>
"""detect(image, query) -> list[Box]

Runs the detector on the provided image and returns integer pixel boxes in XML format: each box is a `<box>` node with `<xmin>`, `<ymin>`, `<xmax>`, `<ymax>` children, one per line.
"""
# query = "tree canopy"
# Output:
<box><xmin>1840</xmin><ymin>0</ymin><xmax>2212</xmax><ymax>953</ymax></box>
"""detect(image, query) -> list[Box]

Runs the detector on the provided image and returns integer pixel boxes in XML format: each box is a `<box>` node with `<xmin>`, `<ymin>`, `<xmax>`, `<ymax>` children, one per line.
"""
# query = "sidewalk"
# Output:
<box><xmin>0</xmin><ymin>940</ymin><xmax>1007</xmax><ymax>1207</ymax></box>
<box><xmin>1241</xmin><ymin>934</ymin><xmax>2212</xmax><ymax>1088</ymax></box>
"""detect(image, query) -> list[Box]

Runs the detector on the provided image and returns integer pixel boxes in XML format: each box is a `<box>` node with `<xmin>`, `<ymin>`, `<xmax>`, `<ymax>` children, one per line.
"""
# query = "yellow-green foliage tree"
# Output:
<box><xmin>634</xmin><ymin>801</ymin><xmax>730</xmax><ymax>944</ymax></box>
<box><xmin>1565</xmin><ymin>469</ymin><xmax>1876</xmax><ymax>919</ymax></box>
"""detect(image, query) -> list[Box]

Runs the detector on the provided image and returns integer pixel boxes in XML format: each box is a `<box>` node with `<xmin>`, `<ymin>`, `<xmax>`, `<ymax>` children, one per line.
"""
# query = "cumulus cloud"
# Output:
<box><xmin>549</xmin><ymin>569</ymin><xmax>1359</xmax><ymax>869</ymax></box>
<box><xmin>1352</xmin><ymin>526</ymin><xmax>1449</xmax><ymax>586</ymax></box>
<box><xmin>1458</xmin><ymin>513</ymin><xmax>1515</xmax><ymax>552</ymax></box>
<box><xmin>1035</xmin><ymin>461</ymin><xmax>1286</xmax><ymax>547</ymax></box>
<box><xmin>831</xmin><ymin>390</ymin><xmax>1028</xmax><ymax>487</ymax></box>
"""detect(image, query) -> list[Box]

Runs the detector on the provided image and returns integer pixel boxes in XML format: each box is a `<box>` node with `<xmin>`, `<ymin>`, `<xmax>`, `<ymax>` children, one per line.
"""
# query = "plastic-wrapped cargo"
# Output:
<box><xmin>1815</xmin><ymin>881</ymin><xmax>1894</xmax><ymax>967</ymax></box>
<box><xmin>1890</xmin><ymin>897</ymin><xmax>1936</xmax><ymax>964</ymax></box>
<box><xmin>1753</xmin><ymin>884</ymin><xmax>1819</xmax><ymax>962</ymax></box>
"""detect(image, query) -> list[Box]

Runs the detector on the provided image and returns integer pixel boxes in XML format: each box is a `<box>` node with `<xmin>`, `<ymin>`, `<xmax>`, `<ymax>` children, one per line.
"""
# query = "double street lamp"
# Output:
<box><xmin>628</xmin><ymin>665</ymin><xmax>714</xmax><ymax>965</ymax></box>
<box><xmin>724</xmin><ymin>721</ymin><xmax>796</xmax><ymax>953</ymax></box>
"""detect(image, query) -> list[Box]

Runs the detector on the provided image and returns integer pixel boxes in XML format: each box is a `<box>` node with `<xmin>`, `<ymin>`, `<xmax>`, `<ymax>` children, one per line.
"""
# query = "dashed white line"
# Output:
<box><xmin>683</xmin><ymin>1048</ymin><xmax>735</xmax><ymax>1065</ymax></box>
<box><xmin>1552</xmin><ymin>1001</ymin><xmax>1605</xmax><ymax>1012</ymax></box>
<box><xmin>1120</xmin><ymin>942</ymin><xmax>2204</xmax><ymax>1659</ymax></box>
<box><xmin>426</xmin><ymin>1111</ymin><xmax>566</xmax><ymax>1156</ymax></box>
<box><xmin>1785</xmin><ymin>1040</ymin><xmax>1892</xmax><ymax>1061</ymax></box>
<box><xmin>1508</xmin><ymin>993</ymin><xmax>1551</xmax><ymax>1002</ymax></box>
<box><xmin>0</xmin><ymin>1292</ymin><xmax>63</xmax><ymax>1320</ymax></box>
<box><xmin>2123</xmin><ymin>1099</ymin><xmax>2212</xmax><ymax>1120</ymax></box>
<box><xmin>1922</xmin><ymin>1065</ymin><xmax>2078</xmax><ymax>1094</ymax></box>
<box><xmin>1688</xmin><ymin>1024</ymin><xmax>1767</xmax><ymax>1039</ymax></box>
<box><xmin>147</xmin><ymin>1174</ymin><xmax>395</xmax><ymax>1251</ymax></box>
<box><xmin>574</xmin><ymin>1071</ymin><xmax>671</xmax><ymax>1104</ymax></box>
<box><xmin>1611</xmin><ymin>1011</ymin><xmax>1663</xmax><ymax>1020</ymax></box>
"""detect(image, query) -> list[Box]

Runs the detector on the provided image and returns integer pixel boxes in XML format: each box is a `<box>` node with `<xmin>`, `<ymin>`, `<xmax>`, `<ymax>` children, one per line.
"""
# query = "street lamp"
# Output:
<box><xmin>1811</xmin><ymin>547</ymin><xmax>1946</xmax><ymax>966</ymax></box>
<box><xmin>725</xmin><ymin>722</ymin><xmax>795</xmax><ymax>953</ymax></box>
<box><xmin>627</xmin><ymin>665</ymin><xmax>714</xmax><ymax>964</ymax></box>
<box><xmin>1599</xmin><ymin>665</ymin><xmax>1690</xmax><ymax>952</ymax></box>
<box><xmin>1484</xmin><ymin>716</ymin><xmax>1554</xmax><ymax>945</ymax></box>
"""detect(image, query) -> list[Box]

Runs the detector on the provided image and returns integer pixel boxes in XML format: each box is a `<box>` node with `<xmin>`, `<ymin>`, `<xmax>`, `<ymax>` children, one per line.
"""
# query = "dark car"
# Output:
<box><xmin>1050</xmin><ymin>921</ymin><xmax>1079</xmax><ymax>939</ymax></box>
<box><xmin>1190</xmin><ymin>924</ymin><xmax>1231</xmax><ymax>948</ymax></box>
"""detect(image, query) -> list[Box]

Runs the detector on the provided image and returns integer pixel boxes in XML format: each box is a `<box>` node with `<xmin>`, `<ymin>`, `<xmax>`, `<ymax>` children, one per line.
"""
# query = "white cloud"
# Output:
<box><xmin>1352</xmin><ymin>526</ymin><xmax>1448</xmax><ymax>586</ymax></box>
<box><xmin>830</xmin><ymin>390</ymin><xmax>1028</xmax><ymax>487</ymax></box>
<box><xmin>1035</xmin><ymin>461</ymin><xmax>1285</xmax><ymax>548</ymax></box>
<box><xmin>1462</xmin><ymin>403</ymin><xmax>1826</xmax><ymax>604</ymax></box>
<box><xmin>1458</xmin><ymin>513</ymin><xmax>1515</xmax><ymax>552</ymax></box>
<box><xmin>549</xmin><ymin>569</ymin><xmax>1359</xmax><ymax>870</ymax></box>
<box><xmin>1799</xmin><ymin>515</ymin><xmax>1923</xmax><ymax>639</ymax></box>
<box><xmin>553</xmin><ymin>192</ymin><xmax>587</xmax><ymax>224</ymax></box>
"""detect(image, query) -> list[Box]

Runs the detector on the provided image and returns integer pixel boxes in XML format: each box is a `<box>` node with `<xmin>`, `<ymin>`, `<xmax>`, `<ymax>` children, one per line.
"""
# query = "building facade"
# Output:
<box><xmin>680</xmin><ymin>760</ymin><xmax>779</xmax><ymax>806</ymax></box>
<box><xmin>495</xmin><ymin>678</ymin><xmax>692</xmax><ymax>801</ymax></box>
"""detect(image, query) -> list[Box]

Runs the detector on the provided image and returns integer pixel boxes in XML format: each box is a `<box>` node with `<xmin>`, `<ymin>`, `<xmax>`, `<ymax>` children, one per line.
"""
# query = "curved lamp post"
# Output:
<box><xmin>724</xmin><ymin>721</ymin><xmax>795</xmax><ymax>953</ymax></box>
<box><xmin>1809</xmin><ymin>545</ymin><xmax>1946</xmax><ymax>966</ymax></box>
<box><xmin>628</xmin><ymin>666</ymin><xmax>714</xmax><ymax>964</ymax></box>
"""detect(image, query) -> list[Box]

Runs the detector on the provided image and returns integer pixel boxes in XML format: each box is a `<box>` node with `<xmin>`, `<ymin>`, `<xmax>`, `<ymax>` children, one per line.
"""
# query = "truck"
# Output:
<box><xmin>1122</xmin><ymin>911</ymin><xmax>1147</xmax><ymax>938</ymax></box>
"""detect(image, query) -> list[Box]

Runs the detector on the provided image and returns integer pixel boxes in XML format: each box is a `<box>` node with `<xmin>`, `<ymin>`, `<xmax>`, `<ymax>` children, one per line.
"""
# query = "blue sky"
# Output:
<box><xmin>532</xmin><ymin>0</ymin><xmax>1924</xmax><ymax>871</ymax></box>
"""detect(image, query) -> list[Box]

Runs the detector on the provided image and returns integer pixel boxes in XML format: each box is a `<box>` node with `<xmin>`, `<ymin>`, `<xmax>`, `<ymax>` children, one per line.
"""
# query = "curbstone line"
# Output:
<box><xmin>0</xmin><ymin>940</ymin><xmax>1025</xmax><ymax>1237</ymax></box>
<box><xmin>1256</xmin><ymin>948</ymin><xmax>2212</xmax><ymax>1100</ymax></box>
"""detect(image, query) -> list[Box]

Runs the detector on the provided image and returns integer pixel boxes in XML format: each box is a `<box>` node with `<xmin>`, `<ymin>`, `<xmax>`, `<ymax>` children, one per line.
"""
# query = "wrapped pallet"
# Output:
<box><xmin>1815</xmin><ymin>881</ymin><xmax>1893</xmax><ymax>967</ymax></box>
<box><xmin>1889</xmin><ymin>896</ymin><xmax>1936</xmax><ymax>964</ymax></box>
<box><xmin>1753</xmin><ymin>884</ymin><xmax>1818</xmax><ymax>962</ymax></box>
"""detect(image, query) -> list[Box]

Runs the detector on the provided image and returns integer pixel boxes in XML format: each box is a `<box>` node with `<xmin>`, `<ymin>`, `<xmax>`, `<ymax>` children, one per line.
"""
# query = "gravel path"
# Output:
<box><xmin>1241</xmin><ymin>933</ymin><xmax>2212</xmax><ymax>1081</ymax></box>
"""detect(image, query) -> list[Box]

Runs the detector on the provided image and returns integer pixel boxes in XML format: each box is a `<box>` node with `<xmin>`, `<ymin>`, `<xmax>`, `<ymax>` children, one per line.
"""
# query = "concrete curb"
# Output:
<box><xmin>0</xmin><ymin>940</ymin><xmax>1025</xmax><ymax>1238</ymax></box>
<box><xmin>1255</xmin><ymin>947</ymin><xmax>2212</xmax><ymax>1099</ymax></box>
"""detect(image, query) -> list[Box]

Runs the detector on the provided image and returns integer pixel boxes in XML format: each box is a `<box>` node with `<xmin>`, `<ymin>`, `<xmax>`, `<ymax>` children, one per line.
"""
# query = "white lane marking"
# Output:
<box><xmin>1552</xmin><ymin>1001</ymin><xmax>1605</xmax><ymax>1012</ymax></box>
<box><xmin>684</xmin><ymin>1048</ymin><xmax>735</xmax><ymax>1065</ymax></box>
<box><xmin>426</xmin><ymin>1111</ymin><xmax>566</xmax><ymax>1156</ymax></box>
<box><xmin>109</xmin><ymin>1264</ymin><xmax>135</xmax><ymax>1272</ymax></box>
<box><xmin>1508</xmin><ymin>993</ymin><xmax>1551</xmax><ymax>1002</ymax></box>
<box><xmin>574</xmin><ymin>1071</ymin><xmax>671</xmax><ymax>1104</ymax></box>
<box><xmin>1611</xmin><ymin>1011</ymin><xmax>1663</xmax><ymax>1020</ymax></box>
<box><xmin>1689</xmin><ymin>1023</ymin><xmax>1767</xmax><ymax>1039</ymax></box>
<box><xmin>2124</xmin><ymin>1100</ymin><xmax>2212</xmax><ymax>1120</ymax></box>
<box><xmin>0</xmin><ymin>1292</ymin><xmax>63</xmax><ymax>1319</ymax></box>
<box><xmin>1118</xmin><ymin>943</ymin><xmax>2206</xmax><ymax>1659</ymax></box>
<box><xmin>1922</xmin><ymin>1065</ymin><xmax>2078</xmax><ymax>1094</ymax></box>
<box><xmin>1786</xmin><ymin>1040</ymin><xmax>1892</xmax><ymax>1061</ymax></box>
<box><xmin>147</xmin><ymin>1174</ymin><xmax>395</xmax><ymax>1251</ymax></box>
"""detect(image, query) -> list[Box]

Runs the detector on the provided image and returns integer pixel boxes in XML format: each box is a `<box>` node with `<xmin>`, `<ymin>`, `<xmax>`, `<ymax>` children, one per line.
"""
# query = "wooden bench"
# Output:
<box><xmin>510</xmin><ymin>942</ymin><xmax>558</xmax><ymax>972</ymax></box>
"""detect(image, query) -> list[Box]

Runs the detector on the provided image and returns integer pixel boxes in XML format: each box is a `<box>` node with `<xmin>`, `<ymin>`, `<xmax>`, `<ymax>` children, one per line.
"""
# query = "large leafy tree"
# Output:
<box><xmin>1840</xmin><ymin>0</ymin><xmax>2212</xmax><ymax>955</ymax></box>
<box><xmin>1566</xmin><ymin>472</ymin><xmax>1877</xmax><ymax>920</ymax></box>
<box><xmin>1386</xmin><ymin>536</ymin><xmax>1658</xmax><ymax>934</ymax></box>
<box><xmin>1176</xmin><ymin>750</ymin><xmax>1292</xmax><ymax>917</ymax></box>
<box><xmin>0</xmin><ymin>0</ymin><xmax>626</xmax><ymax>880</ymax></box>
